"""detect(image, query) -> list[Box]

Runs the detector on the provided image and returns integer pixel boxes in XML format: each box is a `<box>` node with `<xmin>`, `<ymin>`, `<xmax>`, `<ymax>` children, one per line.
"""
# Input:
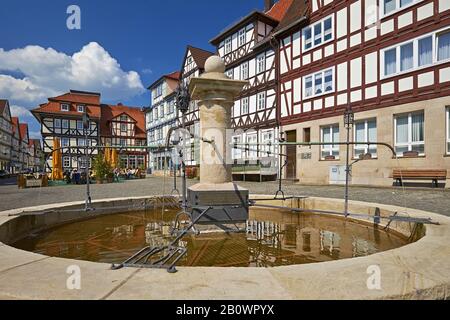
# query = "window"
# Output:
<box><xmin>447</xmin><ymin>107</ymin><xmax>450</xmax><ymax>155</ymax></box>
<box><xmin>257</xmin><ymin>92</ymin><xmax>266</xmax><ymax>110</ymax></box>
<box><xmin>418</xmin><ymin>36</ymin><xmax>433</xmax><ymax>66</ymax></box>
<box><xmin>62</xmin><ymin>119</ymin><xmax>69</xmax><ymax>129</ymax></box>
<box><xmin>395</xmin><ymin>112</ymin><xmax>425</xmax><ymax>156</ymax></box>
<box><xmin>321</xmin><ymin>125</ymin><xmax>340</xmax><ymax>160</ymax></box>
<box><xmin>303</xmin><ymin>67</ymin><xmax>334</xmax><ymax>99</ymax></box>
<box><xmin>437</xmin><ymin>30</ymin><xmax>450</xmax><ymax>62</ymax></box>
<box><xmin>168</xmin><ymin>100</ymin><xmax>175</xmax><ymax>114</ymax></box>
<box><xmin>241</xmin><ymin>62</ymin><xmax>249</xmax><ymax>80</ymax></box>
<box><xmin>77</xmin><ymin>121</ymin><xmax>84</xmax><ymax>130</ymax></box>
<box><xmin>61</xmin><ymin>138</ymin><xmax>70</xmax><ymax>147</ymax></box>
<box><xmin>233</xmin><ymin>136</ymin><xmax>241</xmax><ymax>159</ymax></box>
<box><xmin>382</xmin><ymin>0</ymin><xmax>423</xmax><ymax>17</ymax></box>
<box><xmin>120</xmin><ymin>138</ymin><xmax>126</xmax><ymax>147</ymax></box>
<box><xmin>54</xmin><ymin>119</ymin><xmax>61</xmax><ymax>128</ymax></box>
<box><xmin>60</xmin><ymin>104</ymin><xmax>69</xmax><ymax>112</ymax></box>
<box><xmin>78</xmin><ymin>139</ymin><xmax>86</xmax><ymax>147</ymax></box>
<box><xmin>155</xmin><ymin>83</ymin><xmax>163</xmax><ymax>98</ymax></box>
<box><xmin>384</xmin><ymin>48</ymin><xmax>397</xmax><ymax>76</ymax></box>
<box><xmin>226</xmin><ymin>69</ymin><xmax>233</xmax><ymax>79</ymax></box>
<box><xmin>354</xmin><ymin>119</ymin><xmax>377</xmax><ymax>158</ymax></box>
<box><xmin>256</xmin><ymin>54</ymin><xmax>266</xmax><ymax>74</ymax></box>
<box><xmin>121</xmin><ymin>123</ymin><xmax>127</xmax><ymax>133</ymax></box>
<box><xmin>160</xmin><ymin>105</ymin><xmax>164</xmax><ymax>118</ymax></box>
<box><xmin>77</xmin><ymin>105</ymin><xmax>85</xmax><ymax>113</ymax></box>
<box><xmin>382</xmin><ymin>28</ymin><xmax>450</xmax><ymax>78</ymax></box>
<box><xmin>400</xmin><ymin>42</ymin><xmax>414</xmax><ymax>72</ymax></box>
<box><xmin>261</xmin><ymin>131</ymin><xmax>274</xmax><ymax>155</ymax></box>
<box><xmin>241</xmin><ymin>97</ymin><xmax>249</xmax><ymax>115</ymax></box>
<box><xmin>246</xmin><ymin>134</ymin><xmax>257</xmax><ymax>159</ymax></box>
<box><xmin>303</xmin><ymin>15</ymin><xmax>333</xmax><ymax>51</ymax></box>
<box><xmin>63</xmin><ymin>156</ymin><xmax>70</xmax><ymax>168</ymax></box>
<box><xmin>238</xmin><ymin>28</ymin><xmax>246</xmax><ymax>47</ymax></box>
<box><xmin>154</xmin><ymin>107</ymin><xmax>158</xmax><ymax>120</ymax></box>
<box><xmin>225</xmin><ymin>37</ymin><xmax>232</xmax><ymax>54</ymax></box>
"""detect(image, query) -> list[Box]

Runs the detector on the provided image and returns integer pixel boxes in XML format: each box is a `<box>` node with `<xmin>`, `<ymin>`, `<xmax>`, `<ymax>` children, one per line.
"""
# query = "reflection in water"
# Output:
<box><xmin>13</xmin><ymin>208</ymin><xmax>410</xmax><ymax>267</ymax></box>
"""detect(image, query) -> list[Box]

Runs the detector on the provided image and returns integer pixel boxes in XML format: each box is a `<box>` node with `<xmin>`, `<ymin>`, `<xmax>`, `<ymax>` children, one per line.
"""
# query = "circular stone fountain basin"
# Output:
<box><xmin>0</xmin><ymin>196</ymin><xmax>449</xmax><ymax>300</ymax></box>
<box><xmin>11</xmin><ymin>207</ymin><xmax>411</xmax><ymax>267</ymax></box>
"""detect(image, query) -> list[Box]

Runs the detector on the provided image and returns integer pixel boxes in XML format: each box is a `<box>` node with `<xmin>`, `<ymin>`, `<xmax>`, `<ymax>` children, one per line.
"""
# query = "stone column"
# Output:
<box><xmin>189</xmin><ymin>56</ymin><xmax>248</xmax><ymax>185</ymax></box>
<box><xmin>188</xmin><ymin>56</ymin><xmax>249</xmax><ymax>224</ymax></box>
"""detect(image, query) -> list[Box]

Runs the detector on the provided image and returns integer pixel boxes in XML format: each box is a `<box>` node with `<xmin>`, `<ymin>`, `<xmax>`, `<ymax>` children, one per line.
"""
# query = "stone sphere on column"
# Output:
<box><xmin>204</xmin><ymin>56</ymin><xmax>225</xmax><ymax>74</ymax></box>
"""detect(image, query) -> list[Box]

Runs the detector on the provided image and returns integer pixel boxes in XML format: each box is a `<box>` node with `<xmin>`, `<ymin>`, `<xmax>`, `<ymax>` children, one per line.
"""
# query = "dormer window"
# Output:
<box><xmin>225</xmin><ymin>37</ymin><xmax>232</xmax><ymax>54</ymax></box>
<box><xmin>77</xmin><ymin>105</ymin><xmax>85</xmax><ymax>113</ymax></box>
<box><xmin>61</xmin><ymin>104</ymin><xmax>69</xmax><ymax>112</ymax></box>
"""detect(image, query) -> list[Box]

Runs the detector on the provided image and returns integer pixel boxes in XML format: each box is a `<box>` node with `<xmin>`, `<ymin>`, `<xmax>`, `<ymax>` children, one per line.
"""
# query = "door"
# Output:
<box><xmin>285</xmin><ymin>130</ymin><xmax>297</xmax><ymax>180</ymax></box>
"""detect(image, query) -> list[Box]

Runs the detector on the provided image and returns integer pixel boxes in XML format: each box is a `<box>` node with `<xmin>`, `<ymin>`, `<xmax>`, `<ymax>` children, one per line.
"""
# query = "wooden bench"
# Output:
<box><xmin>392</xmin><ymin>169</ymin><xmax>448</xmax><ymax>188</ymax></box>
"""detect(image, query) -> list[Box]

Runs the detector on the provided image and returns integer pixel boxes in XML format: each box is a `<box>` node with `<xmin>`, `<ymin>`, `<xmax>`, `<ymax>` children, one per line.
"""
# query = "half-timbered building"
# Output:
<box><xmin>179</xmin><ymin>45</ymin><xmax>215</xmax><ymax>167</ymax></box>
<box><xmin>146</xmin><ymin>71</ymin><xmax>180</xmax><ymax>173</ymax></box>
<box><xmin>0</xmin><ymin>100</ymin><xmax>12</xmax><ymax>172</ymax></box>
<box><xmin>275</xmin><ymin>0</ymin><xmax>450</xmax><ymax>186</ymax></box>
<box><xmin>32</xmin><ymin>90</ymin><xmax>101</xmax><ymax>172</ymax></box>
<box><xmin>11</xmin><ymin>117</ymin><xmax>21</xmax><ymax>173</ymax></box>
<box><xmin>101</xmin><ymin>104</ymin><xmax>147</xmax><ymax>170</ymax></box>
<box><xmin>210</xmin><ymin>0</ymin><xmax>292</xmax><ymax>179</ymax></box>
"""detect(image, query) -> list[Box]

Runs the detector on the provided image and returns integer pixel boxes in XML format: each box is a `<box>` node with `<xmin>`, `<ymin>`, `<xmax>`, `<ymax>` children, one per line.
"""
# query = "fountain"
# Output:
<box><xmin>187</xmin><ymin>56</ymin><xmax>249</xmax><ymax>226</ymax></box>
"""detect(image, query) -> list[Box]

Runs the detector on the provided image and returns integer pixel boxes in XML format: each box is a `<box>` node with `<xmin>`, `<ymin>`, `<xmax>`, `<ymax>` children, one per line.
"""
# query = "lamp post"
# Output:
<box><xmin>83</xmin><ymin>110</ymin><xmax>92</xmax><ymax>212</ymax></box>
<box><xmin>344</xmin><ymin>105</ymin><xmax>355</xmax><ymax>217</ymax></box>
<box><xmin>175</xmin><ymin>84</ymin><xmax>190</xmax><ymax>211</ymax></box>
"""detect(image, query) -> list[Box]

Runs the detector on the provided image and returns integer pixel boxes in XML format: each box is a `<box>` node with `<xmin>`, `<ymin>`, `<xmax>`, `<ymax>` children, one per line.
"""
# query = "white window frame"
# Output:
<box><xmin>60</xmin><ymin>104</ymin><xmax>69</xmax><ymax>112</ymax></box>
<box><xmin>380</xmin><ymin>26</ymin><xmax>450</xmax><ymax>79</ymax></box>
<box><xmin>380</xmin><ymin>0</ymin><xmax>424</xmax><ymax>19</ymax></box>
<box><xmin>246</xmin><ymin>133</ymin><xmax>258</xmax><ymax>159</ymax></box>
<box><xmin>77</xmin><ymin>105</ymin><xmax>85</xmax><ymax>113</ymax></box>
<box><xmin>394</xmin><ymin>111</ymin><xmax>425</xmax><ymax>156</ymax></box>
<box><xmin>446</xmin><ymin>107</ymin><xmax>450</xmax><ymax>155</ymax></box>
<box><xmin>61</xmin><ymin>138</ymin><xmax>70</xmax><ymax>147</ymax></box>
<box><xmin>302</xmin><ymin>14</ymin><xmax>334</xmax><ymax>52</ymax></box>
<box><xmin>238</xmin><ymin>28</ymin><xmax>246</xmax><ymax>47</ymax></box>
<box><xmin>303</xmin><ymin>67</ymin><xmax>334</xmax><ymax>100</ymax></box>
<box><xmin>62</xmin><ymin>119</ymin><xmax>69</xmax><ymax>129</ymax></box>
<box><xmin>226</xmin><ymin>69</ymin><xmax>233</xmax><ymax>79</ymax></box>
<box><xmin>261</xmin><ymin>130</ymin><xmax>274</xmax><ymax>156</ymax></box>
<box><xmin>225</xmin><ymin>37</ymin><xmax>232</xmax><ymax>54</ymax></box>
<box><xmin>354</xmin><ymin>119</ymin><xmax>378</xmax><ymax>159</ymax></box>
<box><xmin>63</xmin><ymin>156</ymin><xmax>70</xmax><ymax>168</ymax></box>
<box><xmin>241</xmin><ymin>97</ymin><xmax>249</xmax><ymax>115</ymax></box>
<box><xmin>320</xmin><ymin>124</ymin><xmax>340</xmax><ymax>160</ymax></box>
<box><xmin>232</xmin><ymin>136</ymin><xmax>242</xmax><ymax>159</ymax></box>
<box><xmin>257</xmin><ymin>92</ymin><xmax>266</xmax><ymax>110</ymax></box>
<box><xmin>77</xmin><ymin>120</ymin><xmax>84</xmax><ymax>130</ymax></box>
<box><xmin>241</xmin><ymin>61</ymin><xmax>249</xmax><ymax>80</ymax></box>
<box><xmin>54</xmin><ymin>119</ymin><xmax>61</xmax><ymax>128</ymax></box>
<box><xmin>256</xmin><ymin>53</ymin><xmax>266</xmax><ymax>74</ymax></box>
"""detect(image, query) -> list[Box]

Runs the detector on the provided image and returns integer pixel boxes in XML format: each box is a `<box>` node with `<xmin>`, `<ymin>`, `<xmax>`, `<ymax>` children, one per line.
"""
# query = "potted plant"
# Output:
<box><xmin>93</xmin><ymin>153</ymin><xmax>112</xmax><ymax>184</ymax></box>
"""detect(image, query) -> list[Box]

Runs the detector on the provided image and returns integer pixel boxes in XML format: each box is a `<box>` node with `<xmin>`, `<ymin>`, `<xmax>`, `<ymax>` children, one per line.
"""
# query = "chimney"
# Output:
<box><xmin>264</xmin><ymin>0</ymin><xmax>275</xmax><ymax>12</ymax></box>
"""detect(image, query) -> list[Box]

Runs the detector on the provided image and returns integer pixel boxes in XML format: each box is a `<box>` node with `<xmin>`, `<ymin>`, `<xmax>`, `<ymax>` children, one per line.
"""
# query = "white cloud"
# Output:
<box><xmin>0</xmin><ymin>42</ymin><xmax>145</xmax><ymax>107</ymax></box>
<box><xmin>10</xmin><ymin>105</ymin><xmax>33</xmax><ymax>118</ymax></box>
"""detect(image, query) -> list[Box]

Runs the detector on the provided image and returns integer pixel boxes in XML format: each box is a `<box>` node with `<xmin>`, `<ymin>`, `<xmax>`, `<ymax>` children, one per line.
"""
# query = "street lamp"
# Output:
<box><xmin>344</xmin><ymin>105</ymin><xmax>355</xmax><ymax>217</ymax></box>
<box><xmin>83</xmin><ymin>110</ymin><xmax>92</xmax><ymax>211</ymax></box>
<box><xmin>175</xmin><ymin>84</ymin><xmax>191</xmax><ymax>211</ymax></box>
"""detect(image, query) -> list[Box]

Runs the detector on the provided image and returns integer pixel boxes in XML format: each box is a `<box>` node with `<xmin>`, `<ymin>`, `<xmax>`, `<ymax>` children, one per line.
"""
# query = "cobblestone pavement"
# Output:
<box><xmin>0</xmin><ymin>177</ymin><xmax>448</xmax><ymax>216</ymax></box>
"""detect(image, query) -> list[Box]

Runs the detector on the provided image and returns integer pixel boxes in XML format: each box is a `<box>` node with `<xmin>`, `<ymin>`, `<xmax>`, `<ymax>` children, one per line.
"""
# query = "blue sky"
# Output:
<box><xmin>0</xmin><ymin>0</ymin><xmax>262</xmax><ymax>137</ymax></box>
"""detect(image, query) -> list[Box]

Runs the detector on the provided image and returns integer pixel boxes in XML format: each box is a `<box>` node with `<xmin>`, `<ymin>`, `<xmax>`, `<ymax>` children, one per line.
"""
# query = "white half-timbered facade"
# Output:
<box><xmin>275</xmin><ymin>0</ymin><xmax>450</xmax><ymax>186</ymax></box>
<box><xmin>179</xmin><ymin>46</ymin><xmax>215</xmax><ymax>167</ymax></box>
<box><xmin>32</xmin><ymin>90</ymin><xmax>101</xmax><ymax>172</ymax></box>
<box><xmin>146</xmin><ymin>72</ymin><xmax>180</xmax><ymax>172</ymax></box>
<box><xmin>0</xmin><ymin>100</ymin><xmax>12</xmax><ymax>172</ymax></box>
<box><xmin>211</xmin><ymin>1</ymin><xmax>293</xmax><ymax>178</ymax></box>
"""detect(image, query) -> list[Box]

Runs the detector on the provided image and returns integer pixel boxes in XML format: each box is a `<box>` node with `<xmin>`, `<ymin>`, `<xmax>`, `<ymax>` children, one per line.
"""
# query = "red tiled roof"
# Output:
<box><xmin>271</xmin><ymin>0</ymin><xmax>309</xmax><ymax>35</ymax></box>
<box><xmin>100</xmin><ymin>104</ymin><xmax>146</xmax><ymax>139</ymax></box>
<box><xmin>32</xmin><ymin>91</ymin><xmax>102</xmax><ymax>119</ymax></box>
<box><xmin>187</xmin><ymin>46</ymin><xmax>215</xmax><ymax>70</ymax></box>
<box><xmin>11</xmin><ymin>117</ymin><xmax>19</xmax><ymax>134</ymax></box>
<box><xmin>19</xmin><ymin>123</ymin><xmax>28</xmax><ymax>141</ymax></box>
<box><xmin>266</xmin><ymin>0</ymin><xmax>294</xmax><ymax>21</ymax></box>
<box><xmin>165</xmin><ymin>71</ymin><xmax>181</xmax><ymax>81</ymax></box>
